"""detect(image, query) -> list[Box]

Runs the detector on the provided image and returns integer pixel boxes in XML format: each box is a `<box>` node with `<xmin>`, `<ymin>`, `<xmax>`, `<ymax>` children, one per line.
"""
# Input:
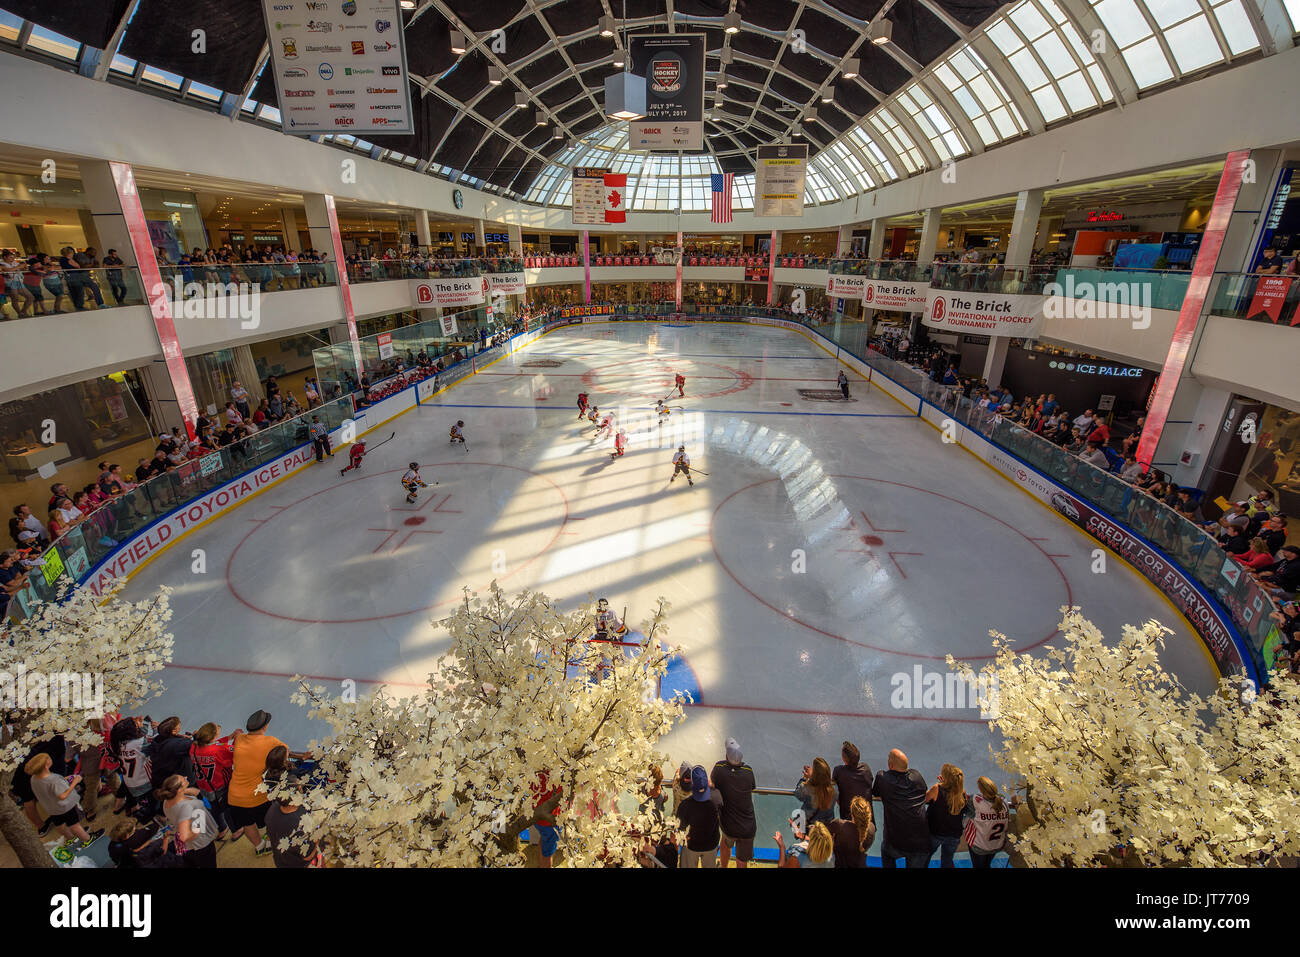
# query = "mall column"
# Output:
<box><xmin>911</xmin><ymin>208</ymin><xmax>943</xmax><ymax>347</ymax></box>
<box><xmin>304</xmin><ymin>192</ymin><xmax>364</xmax><ymax>389</ymax></box>
<box><xmin>79</xmin><ymin>159</ymin><xmax>202</xmax><ymax>437</ymax></box>
<box><xmin>868</xmin><ymin>218</ymin><xmax>886</xmax><ymax>260</ymax></box>
<box><xmin>981</xmin><ymin>188</ymin><xmax>1042</xmax><ymax>389</ymax></box>
<box><xmin>1135</xmin><ymin>150</ymin><xmax>1256</xmax><ymax>484</ymax></box>
<box><xmin>766</xmin><ymin>229</ymin><xmax>779</xmax><ymax>306</ymax></box>
<box><xmin>415</xmin><ymin>209</ymin><xmax>432</xmax><ymax>251</ymax></box>
<box><xmin>508</xmin><ymin>224</ymin><xmax>522</xmax><ymax>257</ymax></box>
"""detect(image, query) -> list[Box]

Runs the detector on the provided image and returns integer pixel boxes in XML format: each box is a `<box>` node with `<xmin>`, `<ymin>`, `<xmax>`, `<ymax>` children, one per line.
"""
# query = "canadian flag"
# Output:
<box><xmin>604</xmin><ymin>173</ymin><xmax>626</xmax><ymax>223</ymax></box>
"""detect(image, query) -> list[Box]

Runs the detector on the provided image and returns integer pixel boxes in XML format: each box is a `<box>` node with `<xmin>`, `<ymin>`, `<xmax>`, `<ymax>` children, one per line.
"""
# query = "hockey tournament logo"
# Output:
<box><xmin>864</xmin><ymin>284</ymin><xmax>875</xmax><ymax>303</ymax></box>
<box><xmin>650</xmin><ymin>55</ymin><xmax>684</xmax><ymax>95</ymax></box>
<box><xmin>930</xmin><ymin>296</ymin><xmax>947</xmax><ymax>321</ymax></box>
<box><xmin>281</xmin><ymin>38</ymin><xmax>299</xmax><ymax>59</ymax></box>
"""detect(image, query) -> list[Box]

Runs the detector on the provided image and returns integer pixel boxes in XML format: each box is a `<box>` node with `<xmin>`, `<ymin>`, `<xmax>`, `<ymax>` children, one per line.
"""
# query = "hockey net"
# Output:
<box><xmin>563</xmin><ymin>635</ymin><xmax>661</xmax><ymax>697</ymax></box>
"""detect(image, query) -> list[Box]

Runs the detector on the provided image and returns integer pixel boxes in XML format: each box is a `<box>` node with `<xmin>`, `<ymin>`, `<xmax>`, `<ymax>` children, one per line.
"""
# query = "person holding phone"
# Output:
<box><xmin>24</xmin><ymin>752</ymin><xmax>103</xmax><ymax>848</ymax></box>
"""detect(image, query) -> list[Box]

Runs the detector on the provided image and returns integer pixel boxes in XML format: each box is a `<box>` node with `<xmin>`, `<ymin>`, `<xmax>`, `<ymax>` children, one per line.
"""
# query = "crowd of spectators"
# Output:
<box><xmin>622</xmin><ymin>739</ymin><xmax>1018</xmax><ymax>869</ymax></box>
<box><xmin>158</xmin><ymin>244</ymin><xmax>333</xmax><ymax>292</ymax></box>
<box><xmin>7</xmin><ymin>708</ymin><xmax>320</xmax><ymax>867</ymax></box>
<box><xmin>1</xmin><ymin>246</ymin><xmax>127</xmax><ymax>316</ymax></box>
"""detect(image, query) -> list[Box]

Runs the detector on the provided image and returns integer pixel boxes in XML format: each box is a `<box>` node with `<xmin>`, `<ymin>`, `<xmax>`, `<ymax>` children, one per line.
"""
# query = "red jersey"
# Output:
<box><xmin>532</xmin><ymin>772</ymin><xmax>562</xmax><ymax>827</ymax></box>
<box><xmin>190</xmin><ymin>738</ymin><xmax>235</xmax><ymax>793</ymax></box>
<box><xmin>351</xmin><ymin>442</ymin><xmax>366</xmax><ymax>459</ymax></box>
<box><xmin>675</xmin><ymin>374</ymin><xmax>685</xmax><ymax>385</ymax></box>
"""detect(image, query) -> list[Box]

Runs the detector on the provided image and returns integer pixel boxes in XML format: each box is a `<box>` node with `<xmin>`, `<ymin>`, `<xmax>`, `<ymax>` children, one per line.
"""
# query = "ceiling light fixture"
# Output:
<box><xmin>449</xmin><ymin>29</ymin><xmax>467</xmax><ymax>55</ymax></box>
<box><xmin>821</xmin><ymin>93</ymin><xmax>833</xmax><ymax>103</ymax></box>
<box><xmin>723</xmin><ymin>10</ymin><xmax>741</xmax><ymax>34</ymax></box>
<box><xmin>400</xmin><ymin>0</ymin><xmax>415</xmax><ymax>8</ymax></box>
<box><xmin>535</xmin><ymin>108</ymin><xmax>547</xmax><ymax>125</ymax></box>
<box><xmin>716</xmin><ymin>71</ymin><xmax>728</xmax><ymax>89</ymax></box>
<box><xmin>870</xmin><ymin>19</ymin><xmax>892</xmax><ymax>44</ymax></box>
<box><xmin>487</xmin><ymin>66</ymin><xmax>502</xmax><ymax>85</ymax></box>
<box><xmin>842</xmin><ymin>57</ymin><xmax>860</xmax><ymax>78</ymax></box>
<box><xmin>598</xmin><ymin>15</ymin><xmax>616</xmax><ymax>37</ymax></box>
<box><xmin>804</xmin><ymin>108</ymin><xmax>818</xmax><ymax>122</ymax></box>
<box><xmin>604</xmin><ymin>70</ymin><xmax>646</xmax><ymax>121</ymax></box>
<box><xmin>552</xmin><ymin>125</ymin><xmax>564</xmax><ymax>139</ymax></box>
<box><xmin>613</xmin><ymin>51</ymin><xmax>625</xmax><ymax>67</ymax></box>
<box><xmin>514</xmin><ymin>91</ymin><xmax>528</xmax><ymax>108</ymax></box>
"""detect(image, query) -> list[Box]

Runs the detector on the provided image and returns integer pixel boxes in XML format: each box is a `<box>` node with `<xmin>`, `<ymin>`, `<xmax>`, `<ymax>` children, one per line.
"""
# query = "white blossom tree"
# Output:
<box><xmin>279</xmin><ymin>583</ymin><xmax>685</xmax><ymax>867</ymax></box>
<box><xmin>0</xmin><ymin>584</ymin><xmax>174</xmax><ymax>868</ymax></box>
<box><xmin>949</xmin><ymin>607</ymin><xmax>1300</xmax><ymax>867</ymax></box>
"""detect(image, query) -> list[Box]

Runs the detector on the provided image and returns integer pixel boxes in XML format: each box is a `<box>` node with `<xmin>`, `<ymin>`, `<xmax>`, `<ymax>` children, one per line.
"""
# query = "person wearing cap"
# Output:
<box><xmin>1256</xmin><ymin>543</ymin><xmax>1300</xmax><ymax>596</ymax></box>
<box><xmin>710</xmin><ymin>738</ymin><xmax>756</xmax><ymax>869</ymax></box>
<box><xmin>227</xmin><ymin>709</ymin><xmax>289</xmax><ymax>856</ymax></box>
<box><xmin>674</xmin><ymin>765</ymin><xmax>723</xmax><ymax>868</ymax></box>
<box><xmin>1207</xmin><ymin>501</ymin><xmax>1252</xmax><ymax>538</ymax></box>
<box><xmin>264</xmin><ymin>767</ymin><xmax>320</xmax><ymax>868</ymax></box>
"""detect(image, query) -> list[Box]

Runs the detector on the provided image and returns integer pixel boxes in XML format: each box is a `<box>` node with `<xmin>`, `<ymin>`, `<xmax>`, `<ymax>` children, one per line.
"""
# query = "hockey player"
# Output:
<box><xmin>401</xmin><ymin>463</ymin><xmax>427</xmax><ymax>504</ymax></box>
<box><xmin>339</xmin><ymin>438</ymin><xmax>367</xmax><ymax>476</ymax></box>
<box><xmin>670</xmin><ymin>445</ymin><xmax>694</xmax><ymax>486</ymax></box>
<box><xmin>675</xmin><ymin>372</ymin><xmax>686</xmax><ymax>397</ymax></box>
<box><xmin>612</xmin><ymin>428</ymin><xmax>627</xmax><ymax>458</ymax></box>
<box><xmin>586</xmin><ymin>404</ymin><xmax>600</xmax><ymax>426</ymax></box>
<box><xmin>577</xmin><ymin>392</ymin><xmax>590</xmax><ymax>420</ymax></box>
<box><xmin>595</xmin><ymin>411</ymin><xmax>615</xmax><ymax>438</ymax></box>
<box><xmin>655</xmin><ymin>399</ymin><xmax>671</xmax><ymax>422</ymax></box>
<box><xmin>593</xmin><ymin>598</ymin><xmax>627</xmax><ymax>641</ymax></box>
<box><xmin>449</xmin><ymin>420</ymin><xmax>466</xmax><ymax>445</ymax></box>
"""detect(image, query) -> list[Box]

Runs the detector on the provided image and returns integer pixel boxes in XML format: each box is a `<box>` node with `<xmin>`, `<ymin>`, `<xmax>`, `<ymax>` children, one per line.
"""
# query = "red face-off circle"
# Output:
<box><xmin>581</xmin><ymin>357</ymin><xmax>754</xmax><ymax>399</ymax></box>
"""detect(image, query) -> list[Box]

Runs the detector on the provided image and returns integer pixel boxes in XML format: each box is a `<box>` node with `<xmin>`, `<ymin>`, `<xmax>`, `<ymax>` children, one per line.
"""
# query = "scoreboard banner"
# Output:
<box><xmin>755</xmin><ymin>144</ymin><xmax>808</xmax><ymax>217</ymax></box>
<box><xmin>628</xmin><ymin>34</ymin><xmax>705</xmax><ymax>151</ymax></box>
<box><xmin>260</xmin><ymin>0</ymin><xmax>415</xmax><ymax>135</ymax></box>
<box><xmin>572</xmin><ymin>166</ymin><xmax>611</xmax><ymax>225</ymax></box>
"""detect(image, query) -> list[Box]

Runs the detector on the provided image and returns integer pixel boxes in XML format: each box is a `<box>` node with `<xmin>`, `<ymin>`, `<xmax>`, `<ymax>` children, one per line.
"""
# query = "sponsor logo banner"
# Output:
<box><xmin>260</xmin><ymin>0</ymin><xmax>413</xmax><ymax>134</ymax></box>
<box><xmin>923</xmin><ymin>290</ymin><xmax>1046</xmax><ymax>337</ymax></box>
<box><xmin>863</xmin><ymin>279</ymin><xmax>929</xmax><ymax>313</ymax></box>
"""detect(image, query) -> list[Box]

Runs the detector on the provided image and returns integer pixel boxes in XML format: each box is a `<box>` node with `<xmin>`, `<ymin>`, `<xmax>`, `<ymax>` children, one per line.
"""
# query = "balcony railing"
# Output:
<box><xmin>2</xmin><ymin>265</ymin><xmax>149</xmax><ymax>317</ymax></box>
<box><xmin>1208</xmin><ymin>270</ymin><xmax>1300</xmax><ymax>327</ymax></box>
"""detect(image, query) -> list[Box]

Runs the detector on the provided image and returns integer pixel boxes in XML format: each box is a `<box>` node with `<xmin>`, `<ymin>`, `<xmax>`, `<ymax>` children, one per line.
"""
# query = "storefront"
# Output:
<box><xmin>1200</xmin><ymin>397</ymin><xmax>1300</xmax><ymax>530</ymax></box>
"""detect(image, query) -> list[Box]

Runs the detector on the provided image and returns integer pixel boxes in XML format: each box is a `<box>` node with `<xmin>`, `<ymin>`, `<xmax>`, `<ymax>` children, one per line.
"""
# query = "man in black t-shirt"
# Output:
<box><xmin>710</xmin><ymin>738</ymin><xmax>756</xmax><ymax>868</ymax></box>
<box><xmin>264</xmin><ymin>771</ymin><xmax>318</xmax><ymax>868</ymax></box>
<box><xmin>1257</xmin><ymin>544</ymin><xmax>1300</xmax><ymax>596</ymax></box>
<box><xmin>872</xmin><ymin>749</ymin><xmax>931</xmax><ymax>869</ymax></box>
<box><xmin>832</xmin><ymin>740</ymin><xmax>873</xmax><ymax>819</ymax></box>
<box><xmin>675</xmin><ymin>766</ymin><xmax>723</xmax><ymax>868</ymax></box>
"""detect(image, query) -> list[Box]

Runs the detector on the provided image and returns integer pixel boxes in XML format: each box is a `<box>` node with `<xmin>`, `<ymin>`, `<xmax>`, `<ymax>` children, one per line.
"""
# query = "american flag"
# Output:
<box><xmin>710</xmin><ymin>172</ymin><xmax>733</xmax><ymax>223</ymax></box>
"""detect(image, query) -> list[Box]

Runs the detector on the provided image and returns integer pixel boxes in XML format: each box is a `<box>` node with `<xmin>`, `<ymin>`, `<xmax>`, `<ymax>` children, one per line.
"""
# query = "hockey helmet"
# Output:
<box><xmin>596</xmin><ymin>598</ymin><xmax>609</xmax><ymax>611</ymax></box>
<box><xmin>456</xmin><ymin>420</ymin><xmax>464</xmax><ymax>427</ymax></box>
<box><xmin>409</xmin><ymin>462</ymin><xmax>419</xmax><ymax>470</ymax></box>
<box><xmin>678</xmin><ymin>445</ymin><xmax>685</xmax><ymax>451</ymax></box>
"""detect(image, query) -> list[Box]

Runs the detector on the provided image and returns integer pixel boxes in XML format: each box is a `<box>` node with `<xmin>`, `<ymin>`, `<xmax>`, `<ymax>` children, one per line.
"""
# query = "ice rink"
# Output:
<box><xmin>119</xmin><ymin>321</ymin><xmax>1219</xmax><ymax>787</ymax></box>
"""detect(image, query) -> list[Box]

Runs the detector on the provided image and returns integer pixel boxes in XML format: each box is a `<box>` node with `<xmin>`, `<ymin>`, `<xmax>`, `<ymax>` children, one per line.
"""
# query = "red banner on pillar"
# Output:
<box><xmin>1247</xmin><ymin>276</ymin><xmax>1294</xmax><ymax>323</ymax></box>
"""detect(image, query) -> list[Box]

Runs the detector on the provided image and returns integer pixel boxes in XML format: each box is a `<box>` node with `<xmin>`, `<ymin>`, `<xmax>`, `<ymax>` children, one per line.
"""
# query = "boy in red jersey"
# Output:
<box><xmin>339</xmin><ymin>438</ymin><xmax>367</xmax><ymax>476</ymax></box>
<box><xmin>675</xmin><ymin>373</ymin><xmax>685</xmax><ymax>397</ymax></box>
<box><xmin>190</xmin><ymin>722</ymin><xmax>235</xmax><ymax>841</ymax></box>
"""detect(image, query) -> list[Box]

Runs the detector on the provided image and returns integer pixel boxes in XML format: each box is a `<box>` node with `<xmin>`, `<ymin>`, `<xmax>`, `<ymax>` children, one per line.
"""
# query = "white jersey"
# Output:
<box><xmin>672</xmin><ymin>451</ymin><xmax>690</xmax><ymax>467</ymax></box>
<box><xmin>449</xmin><ymin>424</ymin><xmax>464</xmax><ymax>439</ymax></box>
<box><xmin>595</xmin><ymin>608</ymin><xmax>624</xmax><ymax>633</ymax></box>
<box><xmin>116</xmin><ymin>737</ymin><xmax>151</xmax><ymax>791</ymax></box>
<box><xmin>963</xmin><ymin>793</ymin><xmax>1010</xmax><ymax>850</ymax></box>
<box><xmin>402</xmin><ymin>468</ymin><xmax>422</xmax><ymax>486</ymax></box>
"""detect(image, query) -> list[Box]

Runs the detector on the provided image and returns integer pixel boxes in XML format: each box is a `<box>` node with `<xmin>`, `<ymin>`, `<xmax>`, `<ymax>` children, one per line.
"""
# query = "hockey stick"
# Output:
<box><xmin>689</xmin><ymin>468</ymin><xmax>709</xmax><ymax>476</ymax></box>
<box><xmin>368</xmin><ymin>431</ymin><xmax>397</xmax><ymax>451</ymax></box>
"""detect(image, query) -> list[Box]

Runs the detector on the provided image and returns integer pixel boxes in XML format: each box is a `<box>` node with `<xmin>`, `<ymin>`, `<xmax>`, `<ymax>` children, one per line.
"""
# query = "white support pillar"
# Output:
<box><xmin>836</xmin><ymin>224</ymin><xmax>853</xmax><ymax>256</ymax></box>
<box><xmin>508</xmin><ymin>223</ymin><xmax>522</xmax><ymax>255</ymax></box>
<box><xmin>77</xmin><ymin>160</ymin><xmax>139</xmax><ymax>268</ymax></box>
<box><xmin>415</xmin><ymin>209</ymin><xmax>431</xmax><ymax>249</ymax></box>
<box><xmin>474</xmin><ymin>218</ymin><xmax>486</xmax><ymax>254</ymax></box>
<box><xmin>302</xmin><ymin>193</ymin><xmax>338</xmax><ymax>258</ymax></box>
<box><xmin>982</xmin><ymin>189</ymin><xmax>1044</xmax><ymax>389</ymax></box>
<box><xmin>868</xmin><ymin>218</ymin><xmax>886</xmax><ymax>260</ymax></box>
<box><xmin>281</xmin><ymin>208</ymin><xmax>302</xmax><ymax>252</ymax></box>
<box><xmin>916</xmin><ymin>208</ymin><xmax>942</xmax><ymax>264</ymax></box>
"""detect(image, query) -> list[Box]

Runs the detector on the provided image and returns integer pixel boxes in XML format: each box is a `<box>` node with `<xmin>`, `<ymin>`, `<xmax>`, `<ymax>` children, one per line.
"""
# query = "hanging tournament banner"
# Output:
<box><xmin>826</xmin><ymin>273</ymin><xmax>866</xmax><ymax>300</ymax></box>
<box><xmin>628</xmin><ymin>34</ymin><xmax>705</xmax><ymax>151</ymax></box>
<box><xmin>863</xmin><ymin>279</ymin><xmax>930</xmax><ymax>313</ymax></box>
<box><xmin>377</xmin><ymin>331</ymin><xmax>394</xmax><ymax>359</ymax></box>
<box><xmin>413</xmin><ymin>276</ymin><xmax>488</xmax><ymax>308</ymax></box>
<box><xmin>260</xmin><ymin>0</ymin><xmax>414</xmax><ymax>135</ymax></box>
<box><xmin>923</xmin><ymin>290</ymin><xmax>1046</xmax><ymax>337</ymax></box>
<box><xmin>572</xmin><ymin>167</ymin><xmax>611</xmax><ymax>225</ymax></box>
<box><xmin>754</xmin><ymin>144</ymin><xmax>808</xmax><ymax>217</ymax></box>
<box><xmin>1246</xmin><ymin>276</ymin><xmax>1294</xmax><ymax>323</ymax></box>
<box><xmin>488</xmin><ymin>272</ymin><xmax>526</xmax><ymax>295</ymax></box>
